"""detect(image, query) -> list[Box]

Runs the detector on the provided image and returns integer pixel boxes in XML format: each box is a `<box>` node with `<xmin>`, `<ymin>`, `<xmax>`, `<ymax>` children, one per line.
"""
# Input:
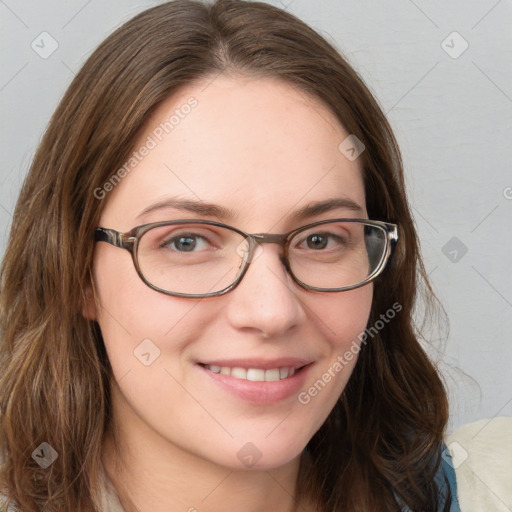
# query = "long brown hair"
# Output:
<box><xmin>0</xmin><ymin>1</ymin><xmax>450</xmax><ymax>510</ymax></box>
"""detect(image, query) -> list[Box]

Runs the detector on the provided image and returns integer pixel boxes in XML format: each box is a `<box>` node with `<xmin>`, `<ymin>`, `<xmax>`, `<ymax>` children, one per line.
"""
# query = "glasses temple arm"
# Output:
<box><xmin>95</xmin><ymin>228</ymin><xmax>125</xmax><ymax>248</ymax></box>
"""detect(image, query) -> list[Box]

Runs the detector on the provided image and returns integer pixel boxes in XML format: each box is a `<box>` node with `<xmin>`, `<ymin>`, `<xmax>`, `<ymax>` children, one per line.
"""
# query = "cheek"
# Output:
<box><xmin>295</xmin><ymin>284</ymin><xmax>373</xmax><ymax>434</ymax></box>
<box><xmin>313</xmin><ymin>283</ymin><xmax>373</xmax><ymax>350</ymax></box>
<box><xmin>91</xmin><ymin>247</ymin><xmax>215</xmax><ymax>373</ymax></box>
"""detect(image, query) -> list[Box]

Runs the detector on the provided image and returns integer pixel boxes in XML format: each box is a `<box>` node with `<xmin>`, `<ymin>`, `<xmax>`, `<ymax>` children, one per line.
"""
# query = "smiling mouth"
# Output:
<box><xmin>199</xmin><ymin>363</ymin><xmax>308</xmax><ymax>382</ymax></box>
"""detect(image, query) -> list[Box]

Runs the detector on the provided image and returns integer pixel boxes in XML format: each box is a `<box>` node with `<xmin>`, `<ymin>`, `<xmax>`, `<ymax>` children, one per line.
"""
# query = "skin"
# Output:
<box><xmin>85</xmin><ymin>74</ymin><xmax>373</xmax><ymax>512</ymax></box>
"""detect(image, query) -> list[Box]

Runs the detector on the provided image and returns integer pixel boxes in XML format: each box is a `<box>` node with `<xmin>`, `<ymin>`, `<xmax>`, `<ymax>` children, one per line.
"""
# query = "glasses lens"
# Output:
<box><xmin>136</xmin><ymin>223</ymin><xmax>248</xmax><ymax>295</ymax></box>
<box><xmin>288</xmin><ymin>221</ymin><xmax>387</xmax><ymax>290</ymax></box>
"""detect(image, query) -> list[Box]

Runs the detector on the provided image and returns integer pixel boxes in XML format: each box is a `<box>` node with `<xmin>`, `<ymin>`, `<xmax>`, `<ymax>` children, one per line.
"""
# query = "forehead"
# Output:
<box><xmin>100</xmin><ymin>74</ymin><xmax>366</xmax><ymax>229</ymax></box>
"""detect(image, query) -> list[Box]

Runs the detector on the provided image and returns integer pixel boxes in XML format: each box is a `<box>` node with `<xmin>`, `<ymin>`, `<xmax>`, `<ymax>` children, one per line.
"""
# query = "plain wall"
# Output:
<box><xmin>1</xmin><ymin>0</ymin><xmax>511</xmax><ymax>432</ymax></box>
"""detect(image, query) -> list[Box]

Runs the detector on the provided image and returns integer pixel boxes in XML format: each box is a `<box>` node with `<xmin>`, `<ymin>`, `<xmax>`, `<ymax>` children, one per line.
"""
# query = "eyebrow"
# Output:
<box><xmin>136</xmin><ymin>196</ymin><xmax>364</xmax><ymax>221</ymax></box>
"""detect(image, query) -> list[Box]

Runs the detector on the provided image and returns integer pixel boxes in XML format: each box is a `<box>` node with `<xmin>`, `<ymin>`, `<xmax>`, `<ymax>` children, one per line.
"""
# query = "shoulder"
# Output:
<box><xmin>445</xmin><ymin>416</ymin><xmax>512</xmax><ymax>511</ymax></box>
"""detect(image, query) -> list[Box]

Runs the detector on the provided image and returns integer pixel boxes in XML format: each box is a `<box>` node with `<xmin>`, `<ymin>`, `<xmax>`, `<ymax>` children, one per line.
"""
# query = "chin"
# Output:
<box><xmin>206</xmin><ymin>434</ymin><xmax>309</xmax><ymax>472</ymax></box>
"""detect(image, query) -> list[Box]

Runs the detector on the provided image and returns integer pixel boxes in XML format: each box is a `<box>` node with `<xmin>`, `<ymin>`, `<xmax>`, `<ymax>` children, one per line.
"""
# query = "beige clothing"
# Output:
<box><xmin>446</xmin><ymin>416</ymin><xmax>512</xmax><ymax>512</ymax></box>
<box><xmin>98</xmin><ymin>463</ymin><xmax>125</xmax><ymax>511</ymax></box>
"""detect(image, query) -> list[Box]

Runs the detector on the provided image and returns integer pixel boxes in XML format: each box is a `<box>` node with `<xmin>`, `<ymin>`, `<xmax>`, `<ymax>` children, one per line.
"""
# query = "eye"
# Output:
<box><xmin>296</xmin><ymin>231</ymin><xmax>348</xmax><ymax>251</ymax></box>
<box><xmin>305</xmin><ymin>233</ymin><xmax>332</xmax><ymax>250</ymax></box>
<box><xmin>161</xmin><ymin>233</ymin><xmax>211</xmax><ymax>252</ymax></box>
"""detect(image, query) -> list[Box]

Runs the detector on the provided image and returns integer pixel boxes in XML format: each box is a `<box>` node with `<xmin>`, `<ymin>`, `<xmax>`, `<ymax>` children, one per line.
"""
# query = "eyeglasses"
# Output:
<box><xmin>94</xmin><ymin>218</ymin><xmax>398</xmax><ymax>298</ymax></box>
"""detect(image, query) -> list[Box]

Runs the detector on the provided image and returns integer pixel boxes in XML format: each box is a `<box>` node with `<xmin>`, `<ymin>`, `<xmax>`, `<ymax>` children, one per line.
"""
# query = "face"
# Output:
<box><xmin>87</xmin><ymin>74</ymin><xmax>373</xmax><ymax>471</ymax></box>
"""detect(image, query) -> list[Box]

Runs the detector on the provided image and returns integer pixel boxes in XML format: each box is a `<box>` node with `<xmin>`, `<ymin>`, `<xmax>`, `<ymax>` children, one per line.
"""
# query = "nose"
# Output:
<box><xmin>224</xmin><ymin>242</ymin><xmax>307</xmax><ymax>338</ymax></box>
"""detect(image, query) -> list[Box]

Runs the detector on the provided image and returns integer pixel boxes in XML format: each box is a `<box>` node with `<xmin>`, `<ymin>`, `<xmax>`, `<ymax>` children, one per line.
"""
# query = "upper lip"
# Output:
<box><xmin>198</xmin><ymin>357</ymin><xmax>312</xmax><ymax>370</ymax></box>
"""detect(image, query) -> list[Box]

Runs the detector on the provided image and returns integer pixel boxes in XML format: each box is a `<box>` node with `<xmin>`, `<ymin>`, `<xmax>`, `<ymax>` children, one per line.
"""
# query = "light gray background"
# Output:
<box><xmin>1</xmin><ymin>0</ymin><xmax>511</xmax><ymax>432</ymax></box>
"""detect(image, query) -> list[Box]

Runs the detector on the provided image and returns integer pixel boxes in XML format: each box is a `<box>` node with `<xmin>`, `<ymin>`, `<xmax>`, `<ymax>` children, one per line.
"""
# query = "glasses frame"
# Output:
<box><xmin>94</xmin><ymin>218</ymin><xmax>399</xmax><ymax>298</ymax></box>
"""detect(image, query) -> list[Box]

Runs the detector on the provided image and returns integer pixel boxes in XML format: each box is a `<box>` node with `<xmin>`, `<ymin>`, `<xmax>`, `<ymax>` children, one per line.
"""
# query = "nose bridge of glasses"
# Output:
<box><xmin>240</xmin><ymin>233</ymin><xmax>291</xmax><ymax>285</ymax></box>
<box><xmin>251</xmin><ymin>233</ymin><xmax>288</xmax><ymax>245</ymax></box>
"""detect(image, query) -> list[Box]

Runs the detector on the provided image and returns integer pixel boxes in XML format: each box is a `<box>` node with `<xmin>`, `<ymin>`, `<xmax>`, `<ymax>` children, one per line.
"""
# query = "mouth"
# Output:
<box><xmin>199</xmin><ymin>363</ymin><xmax>309</xmax><ymax>382</ymax></box>
<box><xmin>195</xmin><ymin>359</ymin><xmax>314</xmax><ymax>405</ymax></box>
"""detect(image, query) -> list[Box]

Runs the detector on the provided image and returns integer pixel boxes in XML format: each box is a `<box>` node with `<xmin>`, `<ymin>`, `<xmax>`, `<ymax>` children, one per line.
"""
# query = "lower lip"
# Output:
<box><xmin>197</xmin><ymin>363</ymin><xmax>313</xmax><ymax>405</ymax></box>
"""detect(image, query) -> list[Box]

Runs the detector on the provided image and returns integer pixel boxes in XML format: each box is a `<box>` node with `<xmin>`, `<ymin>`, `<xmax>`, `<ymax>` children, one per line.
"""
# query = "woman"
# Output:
<box><xmin>0</xmin><ymin>0</ymin><xmax>459</xmax><ymax>510</ymax></box>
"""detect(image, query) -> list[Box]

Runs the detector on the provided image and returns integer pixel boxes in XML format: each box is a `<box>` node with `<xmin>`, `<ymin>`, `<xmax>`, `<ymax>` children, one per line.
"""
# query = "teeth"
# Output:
<box><xmin>231</xmin><ymin>367</ymin><xmax>246</xmax><ymax>379</ymax></box>
<box><xmin>204</xmin><ymin>364</ymin><xmax>299</xmax><ymax>381</ymax></box>
<box><xmin>265</xmin><ymin>369</ymin><xmax>280</xmax><ymax>381</ymax></box>
<box><xmin>247</xmin><ymin>368</ymin><xmax>265</xmax><ymax>381</ymax></box>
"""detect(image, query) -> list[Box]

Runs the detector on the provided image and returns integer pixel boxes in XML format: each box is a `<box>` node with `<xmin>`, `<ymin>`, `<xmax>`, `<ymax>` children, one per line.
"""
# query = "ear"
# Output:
<box><xmin>82</xmin><ymin>278</ymin><xmax>98</xmax><ymax>321</ymax></box>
